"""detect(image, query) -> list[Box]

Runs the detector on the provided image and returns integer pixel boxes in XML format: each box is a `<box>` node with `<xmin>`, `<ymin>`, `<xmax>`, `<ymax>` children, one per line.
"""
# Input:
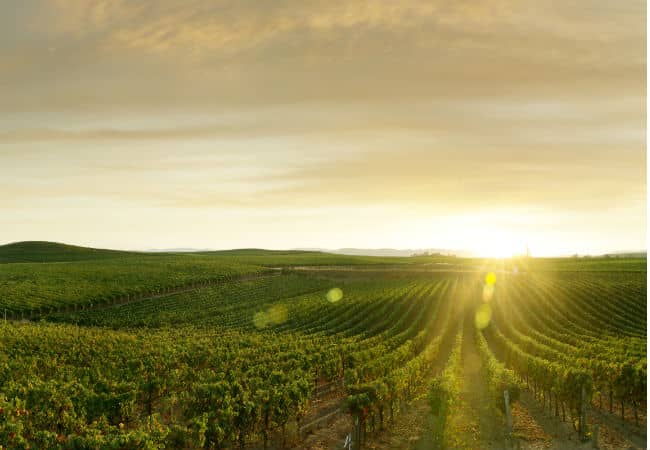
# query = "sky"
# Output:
<box><xmin>0</xmin><ymin>0</ymin><xmax>646</xmax><ymax>256</ymax></box>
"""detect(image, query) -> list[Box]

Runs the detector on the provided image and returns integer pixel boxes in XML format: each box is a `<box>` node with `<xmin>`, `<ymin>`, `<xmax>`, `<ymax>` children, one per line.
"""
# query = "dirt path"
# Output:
<box><xmin>364</xmin><ymin>397</ymin><xmax>435</xmax><ymax>450</ymax></box>
<box><xmin>296</xmin><ymin>413</ymin><xmax>350</xmax><ymax>450</ymax></box>
<box><xmin>444</xmin><ymin>317</ymin><xmax>505</xmax><ymax>449</ymax></box>
<box><xmin>294</xmin><ymin>396</ymin><xmax>348</xmax><ymax>450</ymax></box>
<box><xmin>513</xmin><ymin>391</ymin><xmax>587</xmax><ymax>450</ymax></box>
<box><xmin>589</xmin><ymin>407</ymin><xmax>646</xmax><ymax>450</ymax></box>
<box><xmin>513</xmin><ymin>390</ymin><xmax>643</xmax><ymax>450</ymax></box>
<box><xmin>300</xmin><ymin>392</ymin><xmax>437</xmax><ymax>450</ymax></box>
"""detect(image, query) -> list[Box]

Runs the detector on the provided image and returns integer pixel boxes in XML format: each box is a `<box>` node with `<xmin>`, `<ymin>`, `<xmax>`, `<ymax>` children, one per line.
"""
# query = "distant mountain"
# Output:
<box><xmin>0</xmin><ymin>241</ymin><xmax>139</xmax><ymax>263</ymax></box>
<box><xmin>5</xmin><ymin>241</ymin><xmax>643</xmax><ymax>263</ymax></box>
<box><xmin>145</xmin><ymin>248</ymin><xmax>214</xmax><ymax>253</ymax></box>
<box><xmin>600</xmin><ymin>251</ymin><xmax>647</xmax><ymax>258</ymax></box>
<box><xmin>197</xmin><ymin>249</ymin><xmax>326</xmax><ymax>257</ymax></box>
<box><xmin>294</xmin><ymin>248</ymin><xmax>467</xmax><ymax>257</ymax></box>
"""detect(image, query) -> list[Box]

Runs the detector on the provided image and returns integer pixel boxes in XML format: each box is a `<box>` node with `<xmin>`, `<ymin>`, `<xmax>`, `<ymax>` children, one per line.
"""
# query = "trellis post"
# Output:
<box><xmin>504</xmin><ymin>390</ymin><xmax>513</xmax><ymax>437</ymax></box>
<box><xmin>580</xmin><ymin>384</ymin><xmax>588</xmax><ymax>440</ymax></box>
<box><xmin>591</xmin><ymin>424</ymin><xmax>599</xmax><ymax>449</ymax></box>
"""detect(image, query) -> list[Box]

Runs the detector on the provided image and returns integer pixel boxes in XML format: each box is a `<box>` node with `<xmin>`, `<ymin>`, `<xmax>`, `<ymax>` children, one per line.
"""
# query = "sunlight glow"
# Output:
<box><xmin>326</xmin><ymin>288</ymin><xmax>343</xmax><ymax>303</ymax></box>
<box><xmin>470</xmin><ymin>233</ymin><xmax>524</xmax><ymax>258</ymax></box>
<box><xmin>482</xmin><ymin>284</ymin><xmax>495</xmax><ymax>302</ymax></box>
<box><xmin>253</xmin><ymin>304</ymin><xmax>289</xmax><ymax>328</ymax></box>
<box><xmin>474</xmin><ymin>303</ymin><xmax>492</xmax><ymax>329</ymax></box>
<box><xmin>483</xmin><ymin>272</ymin><xmax>496</xmax><ymax>302</ymax></box>
<box><xmin>402</xmin><ymin>214</ymin><xmax>554</xmax><ymax>257</ymax></box>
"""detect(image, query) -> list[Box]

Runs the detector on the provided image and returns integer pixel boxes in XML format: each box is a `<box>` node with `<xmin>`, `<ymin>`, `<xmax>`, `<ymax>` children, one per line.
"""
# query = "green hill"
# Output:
<box><xmin>0</xmin><ymin>241</ymin><xmax>140</xmax><ymax>263</ymax></box>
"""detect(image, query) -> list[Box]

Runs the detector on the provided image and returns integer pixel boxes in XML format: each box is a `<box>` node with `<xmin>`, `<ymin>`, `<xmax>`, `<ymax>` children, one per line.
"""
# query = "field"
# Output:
<box><xmin>0</xmin><ymin>242</ymin><xmax>646</xmax><ymax>449</ymax></box>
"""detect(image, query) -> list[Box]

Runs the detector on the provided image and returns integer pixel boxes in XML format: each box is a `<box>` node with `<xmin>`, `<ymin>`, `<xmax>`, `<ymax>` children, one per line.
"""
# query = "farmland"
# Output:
<box><xmin>0</xmin><ymin>242</ymin><xmax>646</xmax><ymax>449</ymax></box>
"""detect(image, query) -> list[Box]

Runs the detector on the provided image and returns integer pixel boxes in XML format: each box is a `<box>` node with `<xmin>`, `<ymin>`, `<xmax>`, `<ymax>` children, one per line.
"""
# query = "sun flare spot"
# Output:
<box><xmin>268</xmin><ymin>305</ymin><xmax>288</xmax><ymax>325</ymax></box>
<box><xmin>253</xmin><ymin>304</ymin><xmax>289</xmax><ymax>329</ymax></box>
<box><xmin>326</xmin><ymin>287</ymin><xmax>343</xmax><ymax>303</ymax></box>
<box><xmin>475</xmin><ymin>303</ymin><xmax>492</xmax><ymax>329</ymax></box>
<box><xmin>253</xmin><ymin>311</ymin><xmax>270</xmax><ymax>329</ymax></box>
<box><xmin>483</xmin><ymin>284</ymin><xmax>495</xmax><ymax>302</ymax></box>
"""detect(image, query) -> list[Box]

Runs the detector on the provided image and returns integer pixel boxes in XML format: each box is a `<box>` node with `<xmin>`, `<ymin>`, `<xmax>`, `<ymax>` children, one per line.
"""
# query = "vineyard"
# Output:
<box><xmin>0</xmin><ymin>243</ymin><xmax>646</xmax><ymax>449</ymax></box>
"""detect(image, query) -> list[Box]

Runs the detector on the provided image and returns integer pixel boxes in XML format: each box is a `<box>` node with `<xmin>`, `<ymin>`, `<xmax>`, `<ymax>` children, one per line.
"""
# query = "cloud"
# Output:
<box><xmin>0</xmin><ymin>93</ymin><xmax>643</xmax><ymax>144</ymax></box>
<box><xmin>0</xmin><ymin>0</ymin><xmax>643</xmax><ymax>112</ymax></box>
<box><xmin>2</xmin><ymin>140</ymin><xmax>643</xmax><ymax>218</ymax></box>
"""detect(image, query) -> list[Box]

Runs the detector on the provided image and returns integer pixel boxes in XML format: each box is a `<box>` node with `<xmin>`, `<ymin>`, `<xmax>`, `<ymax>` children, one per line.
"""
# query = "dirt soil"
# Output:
<box><xmin>295</xmin><ymin>394</ymin><xmax>435</xmax><ymax>450</ymax></box>
<box><xmin>513</xmin><ymin>390</ymin><xmax>642</xmax><ymax>450</ymax></box>
<box><xmin>295</xmin><ymin>412</ymin><xmax>351</xmax><ymax>450</ymax></box>
<box><xmin>443</xmin><ymin>318</ymin><xmax>506</xmax><ymax>449</ymax></box>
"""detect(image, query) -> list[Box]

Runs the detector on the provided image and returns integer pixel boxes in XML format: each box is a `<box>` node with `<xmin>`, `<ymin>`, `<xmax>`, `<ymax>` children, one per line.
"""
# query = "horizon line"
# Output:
<box><xmin>0</xmin><ymin>240</ymin><xmax>646</xmax><ymax>259</ymax></box>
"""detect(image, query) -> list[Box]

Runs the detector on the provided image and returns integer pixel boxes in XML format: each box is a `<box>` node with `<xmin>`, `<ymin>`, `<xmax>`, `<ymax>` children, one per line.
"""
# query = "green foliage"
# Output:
<box><xmin>0</xmin><ymin>275</ymin><xmax>457</xmax><ymax>447</ymax></box>
<box><xmin>0</xmin><ymin>255</ymin><xmax>266</xmax><ymax>314</ymax></box>
<box><xmin>51</xmin><ymin>274</ymin><xmax>329</xmax><ymax>329</ymax></box>
<box><xmin>0</xmin><ymin>255</ymin><xmax>644</xmax><ymax>447</ymax></box>
<box><xmin>485</xmin><ymin>270</ymin><xmax>645</xmax><ymax>427</ymax></box>
<box><xmin>476</xmin><ymin>329</ymin><xmax>523</xmax><ymax>413</ymax></box>
<box><xmin>428</xmin><ymin>377</ymin><xmax>448</xmax><ymax>417</ymax></box>
<box><xmin>428</xmin><ymin>321</ymin><xmax>463</xmax><ymax>445</ymax></box>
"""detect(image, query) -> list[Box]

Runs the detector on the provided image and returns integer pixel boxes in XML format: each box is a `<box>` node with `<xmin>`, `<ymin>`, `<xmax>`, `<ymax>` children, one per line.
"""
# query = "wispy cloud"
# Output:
<box><xmin>1</xmin><ymin>0</ymin><xmax>644</xmax><ymax>112</ymax></box>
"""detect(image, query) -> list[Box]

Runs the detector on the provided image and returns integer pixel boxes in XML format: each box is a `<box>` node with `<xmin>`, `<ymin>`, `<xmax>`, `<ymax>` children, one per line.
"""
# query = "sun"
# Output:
<box><xmin>405</xmin><ymin>216</ymin><xmax>536</xmax><ymax>258</ymax></box>
<box><xmin>467</xmin><ymin>230</ymin><xmax>524</xmax><ymax>258</ymax></box>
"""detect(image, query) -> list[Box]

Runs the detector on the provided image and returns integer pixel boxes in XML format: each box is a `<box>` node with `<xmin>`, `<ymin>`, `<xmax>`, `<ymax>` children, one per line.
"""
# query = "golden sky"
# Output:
<box><xmin>0</xmin><ymin>1</ymin><xmax>646</xmax><ymax>255</ymax></box>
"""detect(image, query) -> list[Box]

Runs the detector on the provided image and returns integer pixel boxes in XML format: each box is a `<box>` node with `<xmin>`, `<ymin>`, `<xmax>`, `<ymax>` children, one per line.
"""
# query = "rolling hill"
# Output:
<box><xmin>0</xmin><ymin>241</ymin><xmax>140</xmax><ymax>263</ymax></box>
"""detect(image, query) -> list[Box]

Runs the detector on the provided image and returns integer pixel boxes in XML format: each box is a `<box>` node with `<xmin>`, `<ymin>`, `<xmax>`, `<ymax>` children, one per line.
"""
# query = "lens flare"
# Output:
<box><xmin>253</xmin><ymin>304</ymin><xmax>289</xmax><ymax>328</ymax></box>
<box><xmin>326</xmin><ymin>288</ymin><xmax>343</xmax><ymax>303</ymax></box>
<box><xmin>253</xmin><ymin>311</ymin><xmax>270</xmax><ymax>329</ymax></box>
<box><xmin>268</xmin><ymin>305</ymin><xmax>288</xmax><ymax>325</ymax></box>
<box><xmin>482</xmin><ymin>283</ymin><xmax>495</xmax><ymax>302</ymax></box>
<box><xmin>474</xmin><ymin>303</ymin><xmax>492</xmax><ymax>329</ymax></box>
